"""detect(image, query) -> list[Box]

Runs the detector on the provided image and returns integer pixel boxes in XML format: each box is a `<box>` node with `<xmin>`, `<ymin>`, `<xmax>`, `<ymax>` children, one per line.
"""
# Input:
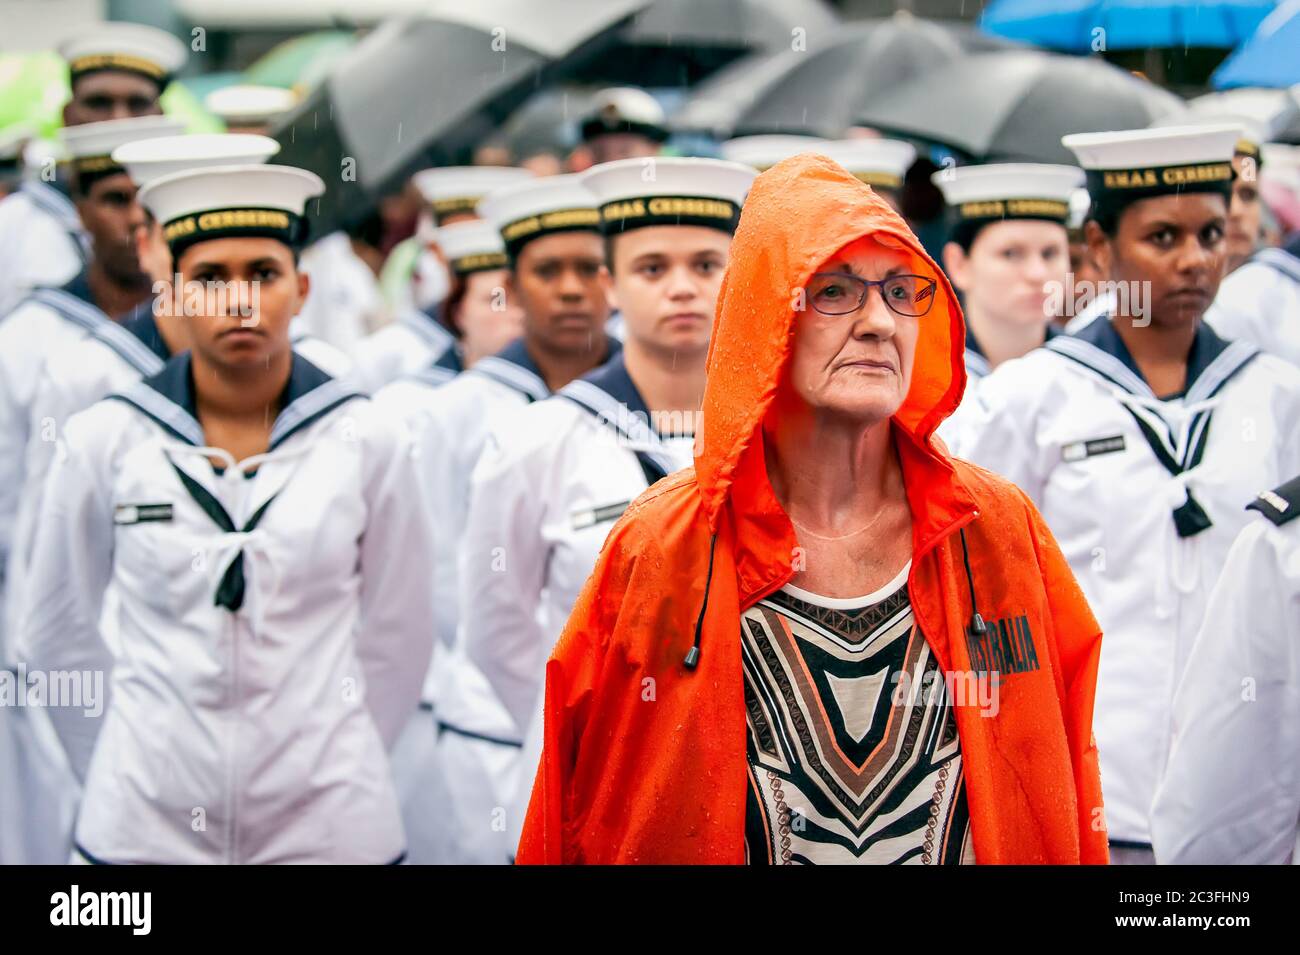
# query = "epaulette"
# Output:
<box><xmin>1246</xmin><ymin>475</ymin><xmax>1300</xmax><ymax>526</ymax></box>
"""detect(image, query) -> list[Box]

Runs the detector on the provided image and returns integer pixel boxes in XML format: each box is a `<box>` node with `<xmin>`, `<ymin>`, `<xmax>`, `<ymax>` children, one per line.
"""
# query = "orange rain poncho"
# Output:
<box><xmin>517</xmin><ymin>153</ymin><xmax>1108</xmax><ymax>864</ymax></box>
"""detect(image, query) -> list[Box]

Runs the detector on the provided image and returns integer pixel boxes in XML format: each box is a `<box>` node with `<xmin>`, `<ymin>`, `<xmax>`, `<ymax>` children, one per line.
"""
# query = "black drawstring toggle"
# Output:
<box><xmin>684</xmin><ymin>533</ymin><xmax>719</xmax><ymax>671</ymax></box>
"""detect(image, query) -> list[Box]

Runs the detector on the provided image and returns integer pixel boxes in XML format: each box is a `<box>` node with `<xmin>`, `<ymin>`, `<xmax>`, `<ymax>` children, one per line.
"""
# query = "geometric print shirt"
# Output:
<box><xmin>741</xmin><ymin>562</ymin><xmax>975</xmax><ymax>864</ymax></box>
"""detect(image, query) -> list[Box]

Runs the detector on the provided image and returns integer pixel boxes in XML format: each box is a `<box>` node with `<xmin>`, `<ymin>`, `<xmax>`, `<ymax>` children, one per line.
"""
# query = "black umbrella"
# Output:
<box><xmin>854</xmin><ymin>50</ymin><xmax>1189</xmax><ymax>165</ymax></box>
<box><xmin>576</xmin><ymin>0</ymin><xmax>840</xmax><ymax>86</ymax></box>
<box><xmin>271</xmin><ymin>1</ymin><xmax>644</xmax><ymax>236</ymax></box>
<box><xmin>672</xmin><ymin>16</ymin><xmax>1024</xmax><ymax>139</ymax></box>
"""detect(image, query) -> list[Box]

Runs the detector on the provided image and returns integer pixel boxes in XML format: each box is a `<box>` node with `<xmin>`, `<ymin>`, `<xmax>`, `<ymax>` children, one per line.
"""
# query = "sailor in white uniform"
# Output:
<box><xmin>0</xmin><ymin>116</ymin><xmax>182</xmax><ymax>669</ymax></box>
<box><xmin>13</xmin><ymin>162</ymin><xmax>434</xmax><ymax>865</ymax></box>
<box><xmin>460</xmin><ymin>157</ymin><xmax>755</xmax><ymax>851</ymax></box>
<box><xmin>1193</xmin><ymin>122</ymin><xmax>1300</xmax><ymax>367</ymax></box>
<box><xmin>8</xmin><ymin>134</ymin><xmax>285</xmax><ymax>634</ymax></box>
<box><xmin>929</xmin><ymin>163</ymin><xmax>1084</xmax><ymax>445</ymax></box>
<box><xmin>0</xmin><ymin>23</ymin><xmax>186</xmax><ymax>314</ymax></box>
<box><xmin>351</xmin><ymin>167</ymin><xmax>533</xmax><ymax>393</ymax></box>
<box><xmin>376</xmin><ymin>217</ymin><xmax>523</xmax><ymax>864</ymax></box>
<box><xmin>1150</xmin><ymin>474</ymin><xmax>1300</xmax><ymax>865</ymax></box>
<box><xmin>951</xmin><ymin>124</ymin><xmax>1300</xmax><ymax>862</ymax></box>
<box><xmin>400</xmin><ymin>174</ymin><xmax>617</xmax><ymax>863</ymax></box>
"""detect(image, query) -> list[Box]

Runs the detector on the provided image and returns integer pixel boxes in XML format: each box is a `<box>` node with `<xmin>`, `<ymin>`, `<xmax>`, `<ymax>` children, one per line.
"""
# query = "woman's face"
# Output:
<box><xmin>1090</xmin><ymin>192</ymin><xmax>1226</xmax><ymax>331</ymax></box>
<box><xmin>176</xmin><ymin>237</ymin><xmax>305</xmax><ymax>371</ymax></box>
<box><xmin>782</xmin><ymin>234</ymin><xmax>923</xmax><ymax>424</ymax></box>
<box><xmin>944</xmin><ymin>220</ymin><xmax>1069</xmax><ymax>328</ymax></box>
<box><xmin>455</xmin><ymin>268</ymin><xmax>524</xmax><ymax>362</ymax></box>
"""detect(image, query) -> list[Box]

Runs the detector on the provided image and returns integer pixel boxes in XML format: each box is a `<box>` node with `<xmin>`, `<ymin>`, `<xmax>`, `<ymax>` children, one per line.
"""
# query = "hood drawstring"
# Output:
<box><xmin>959</xmin><ymin>527</ymin><xmax>987</xmax><ymax>639</ymax></box>
<box><xmin>683</xmin><ymin>532</ymin><xmax>718</xmax><ymax>671</ymax></box>
<box><xmin>685</xmin><ymin>527</ymin><xmax>987</xmax><ymax>669</ymax></box>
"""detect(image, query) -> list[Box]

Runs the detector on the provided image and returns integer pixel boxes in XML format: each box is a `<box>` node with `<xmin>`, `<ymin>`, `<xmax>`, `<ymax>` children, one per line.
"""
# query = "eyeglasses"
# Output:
<box><xmin>806</xmin><ymin>271</ymin><xmax>938</xmax><ymax>318</ymax></box>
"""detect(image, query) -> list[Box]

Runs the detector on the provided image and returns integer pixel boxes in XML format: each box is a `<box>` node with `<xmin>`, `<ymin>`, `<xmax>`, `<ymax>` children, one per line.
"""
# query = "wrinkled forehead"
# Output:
<box><xmin>813</xmin><ymin>232</ymin><xmax>928</xmax><ymax>278</ymax></box>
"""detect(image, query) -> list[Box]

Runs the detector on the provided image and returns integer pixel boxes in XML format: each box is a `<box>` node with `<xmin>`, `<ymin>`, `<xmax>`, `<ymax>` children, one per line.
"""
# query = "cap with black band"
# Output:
<box><xmin>579</xmin><ymin>156</ymin><xmax>756</xmax><ymax>236</ymax></box>
<box><xmin>579</xmin><ymin>88</ymin><xmax>669</xmax><ymax>144</ymax></box>
<box><xmin>932</xmin><ymin>162</ymin><xmax>1085</xmax><ymax>248</ymax></box>
<box><xmin>720</xmin><ymin>134</ymin><xmax>830</xmax><ymax>172</ymax></box>
<box><xmin>436</xmin><ymin>219</ymin><xmax>509</xmax><ymax>276</ymax></box>
<box><xmin>413</xmin><ymin>166</ymin><xmax>535</xmax><ymax>226</ymax></box>
<box><xmin>138</xmin><ymin>163</ymin><xmax>325</xmax><ymax>262</ymax></box>
<box><xmin>59</xmin><ymin>22</ymin><xmax>187</xmax><ymax>90</ymax></box>
<box><xmin>478</xmin><ymin>174</ymin><xmax>602</xmax><ymax>264</ymax></box>
<box><xmin>1063</xmin><ymin>124</ymin><xmax>1241</xmax><ymax>225</ymax></box>
<box><xmin>61</xmin><ymin>115</ymin><xmax>186</xmax><ymax>192</ymax></box>
<box><xmin>818</xmin><ymin>139</ymin><xmax>917</xmax><ymax>193</ymax></box>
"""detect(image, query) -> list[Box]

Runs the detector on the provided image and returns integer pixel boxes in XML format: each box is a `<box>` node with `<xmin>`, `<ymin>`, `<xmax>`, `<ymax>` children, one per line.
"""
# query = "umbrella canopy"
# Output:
<box><xmin>1213</xmin><ymin>0</ymin><xmax>1300</xmax><ymax>88</ymax></box>
<box><xmin>855</xmin><ymin>50</ymin><xmax>1188</xmax><ymax>165</ymax></box>
<box><xmin>271</xmin><ymin>1</ymin><xmax>644</xmax><ymax>236</ymax></box>
<box><xmin>673</xmin><ymin>15</ymin><xmax>1023</xmax><ymax>138</ymax></box>
<box><xmin>574</xmin><ymin>0</ymin><xmax>839</xmax><ymax>85</ymax></box>
<box><xmin>980</xmin><ymin>0</ymin><xmax>1277</xmax><ymax>53</ymax></box>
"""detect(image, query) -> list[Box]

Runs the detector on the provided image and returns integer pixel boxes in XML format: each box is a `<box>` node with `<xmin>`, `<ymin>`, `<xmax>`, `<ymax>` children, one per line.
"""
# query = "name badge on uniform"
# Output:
<box><xmin>1061</xmin><ymin>434</ymin><xmax>1126</xmax><ymax>463</ymax></box>
<box><xmin>114</xmin><ymin>502</ymin><xmax>174</xmax><ymax>525</ymax></box>
<box><xmin>571</xmin><ymin>500</ymin><xmax>631</xmax><ymax>531</ymax></box>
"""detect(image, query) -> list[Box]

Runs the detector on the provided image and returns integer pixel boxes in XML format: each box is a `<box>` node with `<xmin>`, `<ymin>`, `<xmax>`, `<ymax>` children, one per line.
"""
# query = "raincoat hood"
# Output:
<box><xmin>696</xmin><ymin>152</ymin><xmax>967</xmax><ymax>530</ymax></box>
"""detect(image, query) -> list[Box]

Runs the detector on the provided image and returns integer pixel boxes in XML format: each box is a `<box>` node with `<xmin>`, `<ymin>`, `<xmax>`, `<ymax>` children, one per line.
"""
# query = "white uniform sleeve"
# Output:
<box><xmin>949</xmin><ymin>359</ymin><xmax>1056</xmax><ymax>505</ymax></box>
<box><xmin>355</xmin><ymin>417</ymin><xmax>436</xmax><ymax>749</ymax></box>
<box><xmin>12</xmin><ymin>434</ymin><xmax>115</xmax><ymax>782</ymax></box>
<box><xmin>459</xmin><ymin>425</ymin><xmax>551</xmax><ymax>733</ymax></box>
<box><xmin>410</xmin><ymin>402</ymin><xmax>472</xmax><ymax>650</ymax></box>
<box><xmin>1150</xmin><ymin>518</ymin><xmax>1300</xmax><ymax>864</ymax></box>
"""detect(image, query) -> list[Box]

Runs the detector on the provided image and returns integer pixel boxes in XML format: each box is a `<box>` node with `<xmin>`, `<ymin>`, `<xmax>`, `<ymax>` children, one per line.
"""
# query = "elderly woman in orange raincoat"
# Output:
<box><xmin>516</xmin><ymin>153</ymin><xmax>1108</xmax><ymax>865</ymax></box>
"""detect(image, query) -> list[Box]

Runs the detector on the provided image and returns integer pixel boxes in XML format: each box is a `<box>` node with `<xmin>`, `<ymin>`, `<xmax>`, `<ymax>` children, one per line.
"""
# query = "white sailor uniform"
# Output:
<box><xmin>1150</xmin><ymin>475</ymin><xmax>1300</xmax><ymax>864</ymax></box>
<box><xmin>13</xmin><ymin>353</ymin><xmax>435</xmax><ymax>863</ymax></box>
<box><xmin>951</xmin><ymin>317</ymin><xmax>1300</xmax><ymax>847</ymax></box>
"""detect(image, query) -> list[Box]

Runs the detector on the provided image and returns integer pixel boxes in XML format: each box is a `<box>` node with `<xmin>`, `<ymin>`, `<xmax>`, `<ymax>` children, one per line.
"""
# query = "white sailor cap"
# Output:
<box><xmin>436</xmin><ymin>219</ymin><xmax>509</xmax><ymax>275</ymax></box>
<box><xmin>1068</xmin><ymin>186</ymin><xmax>1092</xmax><ymax>234</ymax></box>
<box><xmin>1062</xmin><ymin>124</ymin><xmax>1240</xmax><ymax>214</ymax></box>
<box><xmin>58</xmin><ymin>22</ymin><xmax>187</xmax><ymax>87</ymax></box>
<box><xmin>817</xmin><ymin>139</ymin><xmax>917</xmax><ymax>191</ymax></box>
<box><xmin>580</xmin><ymin>156</ymin><xmax>756</xmax><ymax>235</ymax></box>
<box><xmin>112</xmin><ymin>133</ymin><xmax>280</xmax><ymax>188</ymax></box>
<box><xmin>138</xmin><ymin>162</ymin><xmax>325</xmax><ymax>259</ymax></box>
<box><xmin>477</xmin><ymin>174</ymin><xmax>601</xmax><ymax>261</ymax></box>
<box><xmin>61</xmin><ymin>115</ymin><xmax>186</xmax><ymax>184</ymax></box>
<box><xmin>580</xmin><ymin>87</ymin><xmax>669</xmax><ymax>143</ymax></box>
<box><xmin>1153</xmin><ymin>112</ymin><xmax>1269</xmax><ymax>163</ymax></box>
<box><xmin>720</xmin><ymin>134</ymin><xmax>831</xmax><ymax>171</ymax></box>
<box><xmin>204</xmin><ymin>85</ymin><xmax>299</xmax><ymax>128</ymax></box>
<box><xmin>412</xmin><ymin>165</ymin><xmax>535</xmax><ymax>224</ymax></box>
<box><xmin>932</xmin><ymin>163</ymin><xmax>1085</xmax><ymax>228</ymax></box>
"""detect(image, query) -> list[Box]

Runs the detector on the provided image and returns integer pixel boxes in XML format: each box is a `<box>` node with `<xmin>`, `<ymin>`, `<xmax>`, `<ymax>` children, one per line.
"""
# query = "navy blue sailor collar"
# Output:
<box><xmin>558</xmin><ymin>351</ymin><xmax>683</xmax><ymax>484</ymax></box>
<box><xmin>108</xmin><ymin>350</ymin><xmax>363</xmax><ymax>450</ymax></box>
<box><xmin>1048</xmin><ymin>315</ymin><xmax>1258</xmax><ymax>403</ymax></box>
<box><xmin>84</xmin><ymin>299</ymin><xmax>172</xmax><ymax>376</ymax></box>
<box><xmin>473</xmin><ymin>334</ymin><xmax>622</xmax><ymax>403</ymax></box>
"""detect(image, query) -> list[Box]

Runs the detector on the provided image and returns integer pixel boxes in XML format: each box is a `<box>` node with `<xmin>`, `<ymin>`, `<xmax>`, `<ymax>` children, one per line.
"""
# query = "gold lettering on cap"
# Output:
<box><xmin>69</xmin><ymin>53</ymin><xmax>166</xmax><ymax>79</ymax></box>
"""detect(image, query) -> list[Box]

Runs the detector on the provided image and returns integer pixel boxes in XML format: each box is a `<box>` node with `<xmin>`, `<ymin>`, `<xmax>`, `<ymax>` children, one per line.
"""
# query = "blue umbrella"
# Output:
<box><xmin>1214</xmin><ymin>0</ymin><xmax>1300</xmax><ymax>87</ymax></box>
<box><xmin>981</xmin><ymin>0</ymin><xmax>1277</xmax><ymax>53</ymax></box>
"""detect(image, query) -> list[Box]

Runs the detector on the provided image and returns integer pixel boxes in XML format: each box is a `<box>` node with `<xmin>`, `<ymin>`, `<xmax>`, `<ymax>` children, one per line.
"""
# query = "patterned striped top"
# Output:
<box><xmin>741</xmin><ymin>563</ymin><xmax>974</xmax><ymax>864</ymax></box>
